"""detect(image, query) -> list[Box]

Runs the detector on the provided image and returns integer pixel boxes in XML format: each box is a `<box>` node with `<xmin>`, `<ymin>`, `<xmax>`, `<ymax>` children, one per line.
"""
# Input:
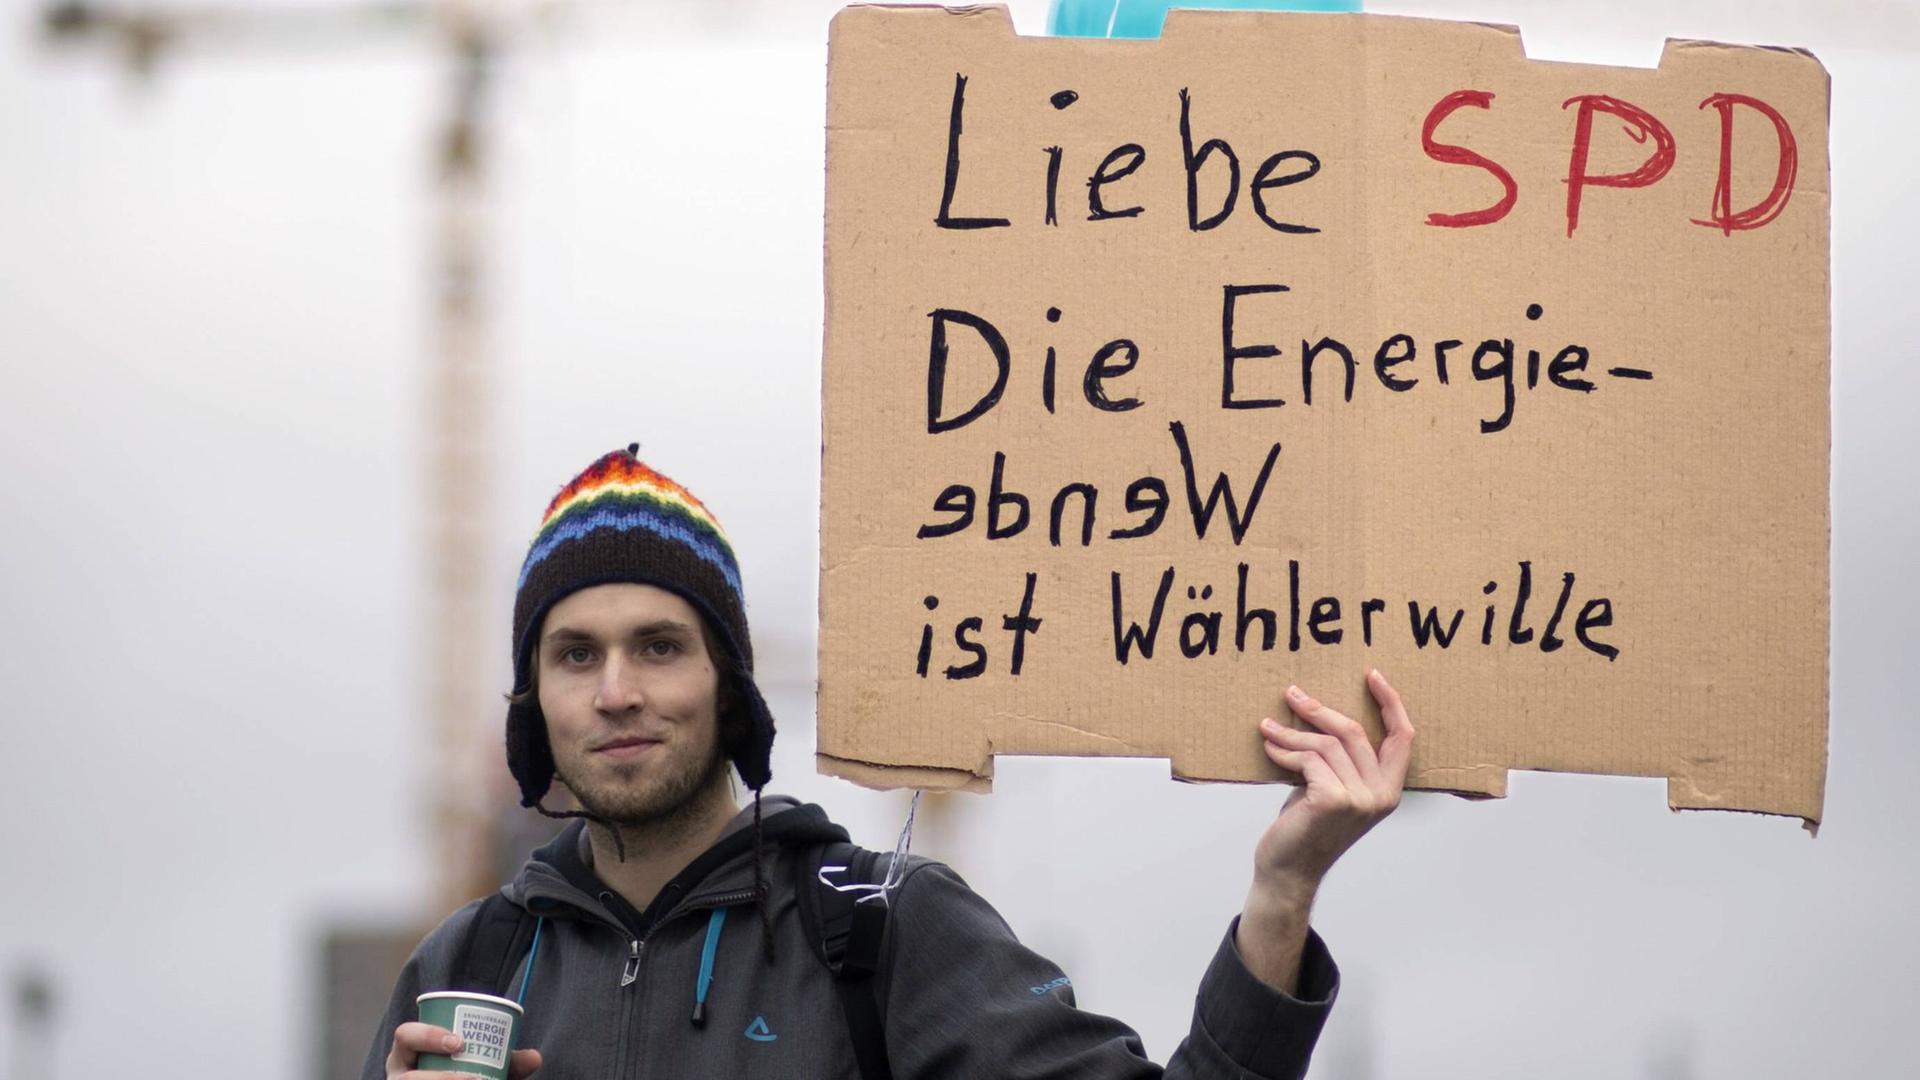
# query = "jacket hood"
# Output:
<box><xmin>503</xmin><ymin>795</ymin><xmax>849</xmax><ymax>932</ymax></box>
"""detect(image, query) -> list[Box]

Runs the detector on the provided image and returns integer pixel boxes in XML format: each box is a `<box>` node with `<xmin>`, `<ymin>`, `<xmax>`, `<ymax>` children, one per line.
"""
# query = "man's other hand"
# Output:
<box><xmin>385</xmin><ymin>1021</ymin><xmax>543</xmax><ymax>1080</ymax></box>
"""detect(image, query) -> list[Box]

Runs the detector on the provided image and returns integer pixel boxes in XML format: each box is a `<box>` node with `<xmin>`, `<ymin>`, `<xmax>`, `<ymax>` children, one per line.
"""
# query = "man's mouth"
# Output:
<box><xmin>594</xmin><ymin>736</ymin><xmax>663</xmax><ymax>759</ymax></box>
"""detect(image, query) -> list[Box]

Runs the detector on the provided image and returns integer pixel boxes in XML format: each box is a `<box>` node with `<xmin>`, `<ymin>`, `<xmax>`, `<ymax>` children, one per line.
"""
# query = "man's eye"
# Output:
<box><xmin>644</xmin><ymin>639</ymin><xmax>680</xmax><ymax>657</ymax></box>
<box><xmin>561</xmin><ymin>646</ymin><xmax>594</xmax><ymax>665</ymax></box>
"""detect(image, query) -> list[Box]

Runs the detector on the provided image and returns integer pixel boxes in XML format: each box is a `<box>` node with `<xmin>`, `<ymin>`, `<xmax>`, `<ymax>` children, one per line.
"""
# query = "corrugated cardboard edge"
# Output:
<box><xmin>1172</xmin><ymin>769</ymin><xmax>1504</xmax><ymax>803</ymax></box>
<box><xmin>820</xmin><ymin>1</ymin><xmax>1018</xmax><ymax>804</ymax></box>
<box><xmin>817</xmin><ymin>752</ymin><xmax>996</xmax><ymax>793</ymax></box>
<box><xmin>1659</xmin><ymin>31</ymin><xmax>1829</xmax><ymax>838</ymax></box>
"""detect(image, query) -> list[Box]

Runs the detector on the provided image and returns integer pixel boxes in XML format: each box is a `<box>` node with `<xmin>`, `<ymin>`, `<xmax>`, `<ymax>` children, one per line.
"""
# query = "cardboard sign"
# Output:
<box><xmin>819</xmin><ymin>5</ymin><xmax>1829</xmax><ymax>824</ymax></box>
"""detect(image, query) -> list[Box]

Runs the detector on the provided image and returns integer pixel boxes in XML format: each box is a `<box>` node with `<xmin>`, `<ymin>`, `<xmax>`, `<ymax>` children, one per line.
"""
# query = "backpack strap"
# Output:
<box><xmin>452</xmin><ymin>892</ymin><xmax>539</xmax><ymax>998</ymax></box>
<box><xmin>799</xmin><ymin>842</ymin><xmax>896</xmax><ymax>1080</ymax></box>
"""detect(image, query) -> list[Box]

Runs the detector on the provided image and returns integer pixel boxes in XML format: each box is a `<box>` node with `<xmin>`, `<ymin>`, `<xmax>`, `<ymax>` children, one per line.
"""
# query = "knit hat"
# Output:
<box><xmin>505</xmin><ymin>445</ymin><xmax>775</xmax><ymax>808</ymax></box>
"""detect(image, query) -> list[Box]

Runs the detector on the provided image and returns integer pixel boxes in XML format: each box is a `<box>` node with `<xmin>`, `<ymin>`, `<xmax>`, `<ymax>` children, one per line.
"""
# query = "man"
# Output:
<box><xmin>364</xmin><ymin>445</ymin><xmax>1415</xmax><ymax>1079</ymax></box>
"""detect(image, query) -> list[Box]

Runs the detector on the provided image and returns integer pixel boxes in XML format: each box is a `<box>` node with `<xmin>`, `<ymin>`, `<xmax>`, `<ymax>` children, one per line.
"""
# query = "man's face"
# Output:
<box><xmin>536</xmin><ymin>583</ymin><xmax>728</xmax><ymax>826</ymax></box>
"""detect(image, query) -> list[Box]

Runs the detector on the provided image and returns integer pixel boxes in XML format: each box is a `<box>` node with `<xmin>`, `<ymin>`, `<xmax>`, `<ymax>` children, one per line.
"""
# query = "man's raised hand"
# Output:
<box><xmin>1255</xmin><ymin>669</ymin><xmax>1416</xmax><ymax>891</ymax></box>
<box><xmin>1234</xmin><ymin>669</ymin><xmax>1415</xmax><ymax>994</ymax></box>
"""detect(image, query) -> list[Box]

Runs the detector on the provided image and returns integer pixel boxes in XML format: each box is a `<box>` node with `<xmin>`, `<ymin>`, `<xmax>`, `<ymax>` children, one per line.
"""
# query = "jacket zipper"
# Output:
<box><xmin>694</xmin><ymin>887</ymin><xmax>761</xmax><ymax>908</ymax></box>
<box><xmin>620</xmin><ymin>938</ymin><xmax>641</xmax><ymax>987</ymax></box>
<box><xmin>628</xmin><ymin>889</ymin><xmax>760</xmax><ymax>1080</ymax></box>
<box><xmin>594</xmin><ymin>885</ymin><xmax>772</xmax><ymax>1080</ymax></box>
<box><xmin>616</xmin><ymin>936</ymin><xmax>639</xmax><ymax>1080</ymax></box>
<box><xmin>615</xmin><ymin>885</ymin><xmax>753</xmax><ymax>991</ymax></box>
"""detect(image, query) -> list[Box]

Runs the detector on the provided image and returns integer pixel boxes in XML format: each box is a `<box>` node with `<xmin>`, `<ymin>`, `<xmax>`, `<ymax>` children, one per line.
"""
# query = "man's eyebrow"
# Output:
<box><xmin>541</xmin><ymin>620</ymin><xmax>695</xmax><ymax>646</ymax></box>
<box><xmin>625</xmin><ymin>619</ymin><xmax>696</xmax><ymax>638</ymax></box>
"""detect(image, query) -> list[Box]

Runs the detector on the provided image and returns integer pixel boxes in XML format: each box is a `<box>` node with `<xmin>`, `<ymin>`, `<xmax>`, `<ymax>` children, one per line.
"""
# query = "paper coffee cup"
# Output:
<box><xmin>415</xmin><ymin>991</ymin><xmax>525</xmax><ymax>1080</ymax></box>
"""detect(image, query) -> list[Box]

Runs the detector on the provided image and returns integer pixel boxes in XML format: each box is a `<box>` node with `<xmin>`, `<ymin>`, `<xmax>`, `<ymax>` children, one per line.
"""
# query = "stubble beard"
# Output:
<box><xmin>556</xmin><ymin>738</ymin><xmax>733</xmax><ymax>851</ymax></box>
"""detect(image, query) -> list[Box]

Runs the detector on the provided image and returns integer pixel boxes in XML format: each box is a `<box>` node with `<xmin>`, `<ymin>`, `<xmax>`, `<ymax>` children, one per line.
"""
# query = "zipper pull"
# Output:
<box><xmin>620</xmin><ymin>939</ymin><xmax>641</xmax><ymax>987</ymax></box>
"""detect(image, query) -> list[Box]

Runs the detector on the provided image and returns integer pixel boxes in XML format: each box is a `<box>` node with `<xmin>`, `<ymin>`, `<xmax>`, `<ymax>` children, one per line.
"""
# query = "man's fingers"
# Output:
<box><xmin>1367</xmin><ymin>668</ymin><xmax>1417</xmax><ymax>784</ymax></box>
<box><xmin>1263</xmin><ymin>717</ymin><xmax>1365</xmax><ymax>793</ymax></box>
<box><xmin>388</xmin><ymin>1023</ymin><xmax>460</xmax><ymax>1072</ymax></box>
<box><xmin>1261</xmin><ymin>737</ymin><xmax>1341</xmax><ymax>792</ymax></box>
<box><xmin>396</xmin><ymin>1022</ymin><xmax>460</xmax><ymax>1054</ymax></box>
<box><xmin>385</xmin><ymin>1023</ymin><xmax>536</xmax><ymax>1080</ymax></box>
<box><xmin>1285</xmin><ymin>685</ymin><xmax>1384</xmax><ymax>786</ymax></box>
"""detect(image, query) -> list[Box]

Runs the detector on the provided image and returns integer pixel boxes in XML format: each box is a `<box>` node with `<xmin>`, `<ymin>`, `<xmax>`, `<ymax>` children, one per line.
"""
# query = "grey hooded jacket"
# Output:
<box><xmin>359</xmin><ymin>796</ymin><xmax>1339</xmax><ymax>1079</ymax></box>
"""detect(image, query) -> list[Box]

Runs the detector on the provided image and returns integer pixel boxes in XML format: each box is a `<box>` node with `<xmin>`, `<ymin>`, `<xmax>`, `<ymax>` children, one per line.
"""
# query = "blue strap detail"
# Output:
<box><xmin>697</xmin><ymin>908</ymin><xmax>727</xmax><ymax>1006</ymax></box>
<box><xmin>515</xmin><ymin>916</ymin><xmax>546</xmax><ymax>1005</ymax></box>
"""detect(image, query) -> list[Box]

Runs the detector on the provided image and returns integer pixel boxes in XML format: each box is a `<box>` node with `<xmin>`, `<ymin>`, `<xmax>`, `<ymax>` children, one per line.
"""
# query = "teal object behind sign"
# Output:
<box><xmin>1048</xmin><ymin>0</ymin><xmax>1361</xmax><ymax>40</ymax></box>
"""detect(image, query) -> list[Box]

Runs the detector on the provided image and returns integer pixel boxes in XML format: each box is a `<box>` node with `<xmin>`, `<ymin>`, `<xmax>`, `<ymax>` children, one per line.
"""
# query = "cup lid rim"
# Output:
<box><xmin>416</xmin><ymin>990</ymin><xmax>526</xmax><ymax>1014</ymax></box>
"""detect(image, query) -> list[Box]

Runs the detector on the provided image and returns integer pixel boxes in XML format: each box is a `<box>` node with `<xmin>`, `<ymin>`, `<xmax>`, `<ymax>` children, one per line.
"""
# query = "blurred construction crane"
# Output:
<box><xmin>40</xmin><ymin>0</ymin><xmax>538</xmax><ymax>917</ymax></box>
<box><xmin>37</xmin><ymin>4</ymin><xmax>553</xmax><ymax>1074</ymax></box>
<box><xmin>37</xmin><ymin>0</ymin><xmax>819</xmax><ymax>918</ymax></box>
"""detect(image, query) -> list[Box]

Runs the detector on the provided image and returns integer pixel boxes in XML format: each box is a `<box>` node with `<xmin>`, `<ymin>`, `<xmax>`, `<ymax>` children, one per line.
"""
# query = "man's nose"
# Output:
<box><xmin>594</xmin><ymin>656</ymin><xmax>646</xmax><ymax>714</ymax></box>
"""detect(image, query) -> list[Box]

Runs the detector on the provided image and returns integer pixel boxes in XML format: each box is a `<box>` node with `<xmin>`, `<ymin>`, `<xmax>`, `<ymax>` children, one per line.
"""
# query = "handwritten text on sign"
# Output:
<box><xmin>819</xmin><ymin>7</ymin><xmax>1829</xmax><ymax>823</ymax></box>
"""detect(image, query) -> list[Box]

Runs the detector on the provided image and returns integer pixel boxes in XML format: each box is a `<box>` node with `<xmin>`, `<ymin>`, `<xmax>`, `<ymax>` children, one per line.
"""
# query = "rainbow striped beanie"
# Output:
<box><xmin>505</xmin><ymin>444</ymin><xmax>774</xmax><ymax>806</ymax></box>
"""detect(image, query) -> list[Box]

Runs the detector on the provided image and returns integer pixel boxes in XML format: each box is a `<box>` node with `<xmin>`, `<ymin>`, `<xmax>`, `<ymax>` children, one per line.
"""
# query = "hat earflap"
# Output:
<box><xmin>506</xmin><ymin>696</ymin><xmax>556</xmax><ymax>809</ymax></box>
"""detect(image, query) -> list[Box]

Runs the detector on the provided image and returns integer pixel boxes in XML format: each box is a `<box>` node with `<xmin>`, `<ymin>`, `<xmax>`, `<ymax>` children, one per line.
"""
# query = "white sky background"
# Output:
<box><xmin>0</xmin><ymin>1</ymin><xmax>1913</xmax><ymax>1077</ymax></box>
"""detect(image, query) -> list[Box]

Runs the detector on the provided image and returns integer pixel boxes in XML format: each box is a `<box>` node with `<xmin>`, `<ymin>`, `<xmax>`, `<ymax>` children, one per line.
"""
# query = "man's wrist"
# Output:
<box><xmin>1235</xmin><ymin>873</ymin><xmax>1320</xmax><ymax>995</ymax></box>
<box><xmin>1248</xmin><ymin>866</ymin><xmax>1322</xmax><ymax>913</ymax></box>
